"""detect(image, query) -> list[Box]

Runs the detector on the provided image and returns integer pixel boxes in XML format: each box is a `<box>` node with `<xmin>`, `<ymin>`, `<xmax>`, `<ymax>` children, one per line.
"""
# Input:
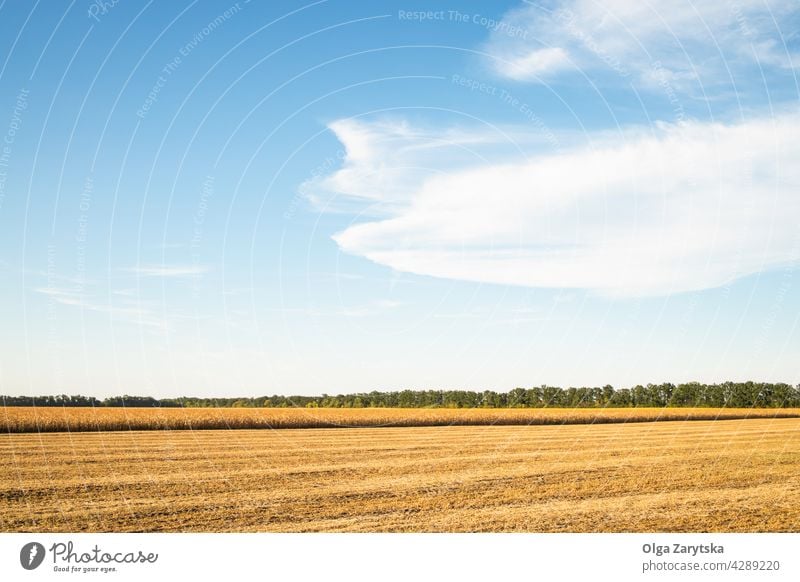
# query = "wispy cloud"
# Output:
<box><xmin>123</xmin><ymin>264</ymin><xmax>209</xmax><ymax>278</ymax></box>
<box><xmin>484</xmin><ymin>0</ymin><xmax>799</xmax><ymax>88</ymax></box>
<box><xmin>300</xmin><ymin>118</ymin><xmax>556</xmax><ymax>214</ymax></box>
<box><xmin>333</xmin><ymin>300</ymin><xmax>404</xmax><ymax>318</ymax></box>
<box><xmin>263</xmin><ymin>299</ymin><xmax>404</xmax><ymax>319</ymax></box>
<box><xmin>33</xmin><ymin>286</ymin><xmax>169</xmax><ymax>330</ymax></box>
<box><xmin>324</xmin><ymin>110</ymin><xmax>800</xmax><ymax>297</ymax></box>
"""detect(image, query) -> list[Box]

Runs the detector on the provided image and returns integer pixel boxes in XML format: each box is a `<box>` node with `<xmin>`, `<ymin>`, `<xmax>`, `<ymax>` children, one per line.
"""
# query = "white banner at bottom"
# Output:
<box><xmin>1</xmin><ymin>533</ymin><xmax>797</xmax><ymax>581</ymax></box>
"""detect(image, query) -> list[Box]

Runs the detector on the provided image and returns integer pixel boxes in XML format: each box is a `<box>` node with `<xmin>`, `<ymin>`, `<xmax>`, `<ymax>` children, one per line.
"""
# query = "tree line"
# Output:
<box><xmin>2</xmin><ymin>382</ymin><xmax>800</xmax><ymax>408</ymax></box>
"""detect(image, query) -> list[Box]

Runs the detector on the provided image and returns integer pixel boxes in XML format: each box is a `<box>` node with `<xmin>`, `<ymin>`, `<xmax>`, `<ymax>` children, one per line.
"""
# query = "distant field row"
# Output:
<box><xmin>3</xmin><ymin>406</ymin><xmax>800</xmax><ymax>432</ymax></box>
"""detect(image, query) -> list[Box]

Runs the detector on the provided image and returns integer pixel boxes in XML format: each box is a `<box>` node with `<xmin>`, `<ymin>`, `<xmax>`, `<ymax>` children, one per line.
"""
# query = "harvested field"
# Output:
<box><xmin>1</xmin><ymin>418</ymin><xmax>799</xmax><ymax>532</ymax></box>
<box><xmin>2</xmin><ymin>406</ymin><xmax>800</xmax><ymax>432</ymax></box>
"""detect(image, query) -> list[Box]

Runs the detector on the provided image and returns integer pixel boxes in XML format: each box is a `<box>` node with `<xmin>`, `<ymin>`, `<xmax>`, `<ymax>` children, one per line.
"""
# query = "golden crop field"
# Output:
<box><xmin>1</xmin><ymin>418</ymin><xmax>799</xmax><ymax>532</ymax></box>
<box><xmin>2</xmin><ymin>406</ymin><xmax>800</xmax><ymax>432</ymax></box>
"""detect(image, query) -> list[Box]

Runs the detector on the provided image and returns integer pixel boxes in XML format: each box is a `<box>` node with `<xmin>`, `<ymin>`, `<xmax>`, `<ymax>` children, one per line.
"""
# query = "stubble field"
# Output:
<box><xmin>1</xmin><ymin>414</ymin><xmax>799</xmax><ymax>532</ymax></box>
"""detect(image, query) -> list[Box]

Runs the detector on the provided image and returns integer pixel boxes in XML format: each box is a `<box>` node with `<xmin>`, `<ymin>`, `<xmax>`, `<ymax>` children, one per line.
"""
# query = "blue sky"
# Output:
<box><xmin>0</xmin><ymin>0</ymin><xmax>798</xmax><ymax>397</ymax></box>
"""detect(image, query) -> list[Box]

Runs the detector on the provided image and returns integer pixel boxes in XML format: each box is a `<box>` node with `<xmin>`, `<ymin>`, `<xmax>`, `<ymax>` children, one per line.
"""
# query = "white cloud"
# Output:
<box><xmin>300</xmin><ymin>118</ymin><xmax>550</xmax><ymax>214</ymax></box>
<box><xmin>497</xmin><ymin>47</ymin><xmax>571</xmax><ymax>80</ymax></box>
<box><xmin>326</xmin><ymin>111</ymin><xmax>800</xmax><ymax>297</ymax></box>
<box><xmin>484</xmin><ymin>0</ymin><xmax>799</xmax><ymax>86</ymax></box>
